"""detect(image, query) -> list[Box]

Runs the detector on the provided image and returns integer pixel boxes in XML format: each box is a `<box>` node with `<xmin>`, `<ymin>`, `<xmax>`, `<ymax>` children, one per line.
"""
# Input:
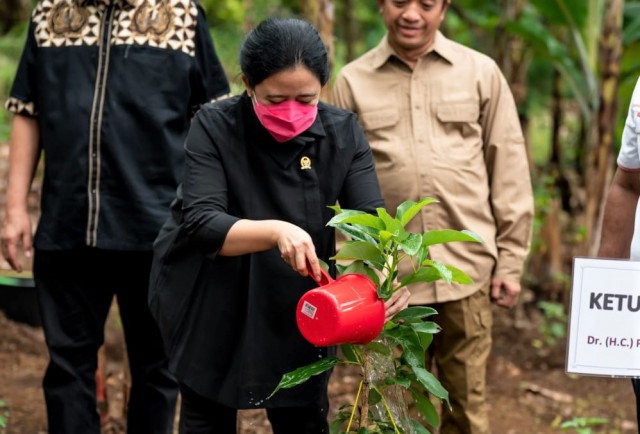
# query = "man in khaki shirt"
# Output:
<box><xmin>332</xmin><ymin>1</ymin><xmax>533</xmax><ymax>433</ymax></box>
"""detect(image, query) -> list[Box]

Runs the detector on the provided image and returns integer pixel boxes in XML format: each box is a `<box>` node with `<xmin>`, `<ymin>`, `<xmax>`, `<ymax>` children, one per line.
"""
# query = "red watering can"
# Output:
<box><xmin>296</xmin><ymin>264</ymin><xmax>385</xmax><ymax>346</ymax></box>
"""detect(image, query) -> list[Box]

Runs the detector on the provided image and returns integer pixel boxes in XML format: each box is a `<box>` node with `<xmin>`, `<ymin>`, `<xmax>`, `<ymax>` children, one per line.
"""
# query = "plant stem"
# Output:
<box><xmin>359</xmin><ymin>348</ymin><xmax>372</xmax><ymax>429</ymax></box>
<box><xmin>346</xmin><ymin>380</ymin><xmax>363</xmax><ymax>433</ymax></box>
<box><xmin>383</xmin><ymin>247</ymin><xmax>398</xmax><ymax>296</ymax></box>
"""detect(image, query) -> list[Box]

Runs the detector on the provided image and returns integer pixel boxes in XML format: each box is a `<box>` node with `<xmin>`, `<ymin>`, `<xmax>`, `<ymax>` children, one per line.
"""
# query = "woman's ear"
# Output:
<box><xmin>241</xmin><ymin>75</ymin><xmax>252</xmax><ymax>97</ymax></box>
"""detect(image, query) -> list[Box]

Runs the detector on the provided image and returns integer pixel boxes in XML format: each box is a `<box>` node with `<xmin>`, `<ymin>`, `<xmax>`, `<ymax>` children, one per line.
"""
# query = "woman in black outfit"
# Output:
<box><xmin>149</xmin><ymin>17</ymin><xmax>410</xmax><ymax>434</ymax></box>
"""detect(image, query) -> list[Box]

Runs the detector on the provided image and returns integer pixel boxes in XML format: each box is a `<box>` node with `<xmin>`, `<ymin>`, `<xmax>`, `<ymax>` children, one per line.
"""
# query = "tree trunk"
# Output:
<box><xmin>301</xmin><ymin>0</ymin><xmax>335</xmax><ymax>102</ymax></box>
<box><xmin>242</xmin><ymin>0</ymin><xmax>254</xmax><ymax>34</ymax></box>
<box><xmin>300</xmin><ymin>0</ymin><xmax>319</xmax><ymax>26</ymax></box>
<box><xmin>584</xmin><ymin>0</ymin><xmax>623</xmax><ymax>255</ymax></box>
<box><xmin>496</xmin><ymin>0</ymin><xmax>531</xmax><ymax>164</ymax></box>
<box><xmin>0</xmin><ymin>0</ymin><xmax>29</xmax><ymax>35</ymax></box>
<box><xmin>342</xmin><ymin>0</ymin><xmax>356</xmax><ymax>62</ymax></box>
<box><xmin>551</xmin><ymin>70</ymin><xmax>562</xmax><ymax>168</ymax></box>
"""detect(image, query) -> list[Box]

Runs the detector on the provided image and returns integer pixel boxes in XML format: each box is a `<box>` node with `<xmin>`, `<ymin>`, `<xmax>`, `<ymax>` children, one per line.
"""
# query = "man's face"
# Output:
<box><xmin>379</xmin><ymin>0</ymin><xmax>449</xmax><ymax>55</ymax></box>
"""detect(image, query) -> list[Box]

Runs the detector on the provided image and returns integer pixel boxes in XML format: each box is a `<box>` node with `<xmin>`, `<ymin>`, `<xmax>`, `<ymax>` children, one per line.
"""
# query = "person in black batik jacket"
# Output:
<box><xmin>1</xmin><ymin>0</ymin><xmax>230</xmax><ymax>432</ymax></box>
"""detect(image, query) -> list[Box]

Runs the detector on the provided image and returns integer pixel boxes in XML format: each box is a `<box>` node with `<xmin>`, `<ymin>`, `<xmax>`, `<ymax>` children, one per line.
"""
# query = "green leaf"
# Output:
<box><xmin>396</xmin><ymin>198</ymin><xmax>439</xmax><ymax>227</ymax></box>
<box><xmin>422</xmin><ymin>229</ymin><xmax>483</xmax><ymax>248</ymax></box>
<box><xmin>531</xmin><ymin>0</ymin><xmax>589</xmax><ymax>25</ymax></box>
<box><xmin>422</xmin><ymin>260</ymin><xmax>452</xmax><ymax>283</ymax></box>
<box><xmin>368</xmin><ymin>387</ymin><xmax>383</xmax><ymax>405</ymax></box>
<box><xmin>384</xmin><ymin>326</ymin><xmax>424</xmax><ymax>368</ymax></box>
<box><xmin>418</xmin><ymin>331</ymin><xmax>433</xmax><ymax>351</ymax></box>
<box><xmin>391</xmin><ymin>306</ymin><xmax>438</xmax><ymax>323</ymax></box>
<box><xmin>380</xmin><ymin>376</ymin><xmax>412</xmax><ymax>389</ymax></box>
<box><xmin>505</xmin><ymin>14</ymin><xmax>595</xmax><ymax>120</ymax></box>
<box><xmin>335</xmin><ymin>263</ymin><xmax>348</xmax><ymax>276</ymax></box>
<box><xmin>379</xmin><ymin>230</ymin><xmax>394</xmax><ymax>248</ymax></box>
<box><xmin>330</xmin><ymin>410</ymin><xmax>351</xmax><ymax>434</ymax></box>
<box><xmin>268</xmin><ymin>357</ymin><xmax>340</xmax><ymax>398</ymax></box>
<box><xmin>416</xmin><ymin>244</ymin><xmax>429</xmax><ymax>266</ymax></box>
<box><xmin>332</xmin><ymin>241</ymin><xmax>385</xmax><ymax>267</ymax></box>
<box><xmin>398</xmin><ymin>232</ymin><xmax>423</xmax><ymax>255</ymax></box>
<box><xmin>445</xmin><ymin>265</ymin><xmax>475</xmax><ymax>285</ymax></box>
<box><xmin>416</xmin><ymin>261</ymin><xmax>474</xmax><ymax>285</ymax></box>
<box><xmin>409</xmin><ymin>389</ymin><xmax>440</xmax><ymax>429</ymax></box>
<box><xmin>327</xmin><ymin>210</ymin><xmax>385</xmax><ymax>231</ymax></box>
<box><xmin>340</xmin><ymin>261</ymin><xmax>381</xmax><ymax>288</ymax></box>
<box><xmin>376</xmin><ymin>207</ymin><xmax>401</xmax><ymax>234</ymax></box>
<box><xmin>411</xmin><ymin>322</ymin><xmax>440</xmax><ymax>351</ymax></box>
<box><xmin>410</xmin><ymin>321</ymin><xmax>441</xmax><ymax>335</ymax></box>
<box><xmin>412</xmin><ymin>366</ymin><xmax>449</xmax><ymax>402</ymax></box>
<box><xmin>340</xmin><ymin>344</ymin><xmax>359</xmax><ymax>364</ymax></box>
<box><xmin>624</xmin><ymin>14</ymin><xmax>640</xmax><ymax>45</ymax></box>
<box><xmin>333</xmin><ymin>222</ymin><xmax>378</xmax><ymax>244</ymax></box>
<box><xmin>318</xmin><ymin>258</ymin><xmax>330</xmax><ymax>273</ymax></box>
<box><xmin>560</xmin><ymin>417</ymin><xmax>608</xmax><ymax>429</ymax></box>
<box><xmin>409</xmin><ymin>419</ymin><xmax>434</xmax><ymax>434</ymax></box>
<box><xmin>365</xmin><ymin>339</ymin><xmax>392</xmax><ymax>356</ymax></box>
<box><xmin>399</xmin><ymin>267</ymin><xmax>443</xmax><ymax>286</ymax></box>
<box><xmin>379</xmin><ymin>269</ymin><xmax>398</xmax><ymax>295</ymax></box>
<box><xmin>327</xmin><ymin>208</ymin><xmax>363</xmax><ymax>222</ymax></box>
<box><xmin>377</xmin><ymin>281</ymin><xmax>395</xmax><ymax>301</ymax></box>
<box><xmin>401</xmin><ymin>261</ymin><xmax>473</xmax><ymax>287</ymax></box>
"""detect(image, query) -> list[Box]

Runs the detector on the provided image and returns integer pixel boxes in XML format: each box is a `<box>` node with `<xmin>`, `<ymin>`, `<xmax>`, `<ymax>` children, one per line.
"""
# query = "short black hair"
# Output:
<box><xmin>240</xmin><ymin>17</ymin><xmax>330</xmax><ymax>88</ymax></box>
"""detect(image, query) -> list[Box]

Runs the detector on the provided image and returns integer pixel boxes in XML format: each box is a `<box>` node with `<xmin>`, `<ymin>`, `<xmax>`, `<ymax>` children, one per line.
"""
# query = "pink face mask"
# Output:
<box><xmin>252</xmin><ymin>97</ymin><xmax>318</xmax><ymax>143</ymax></box>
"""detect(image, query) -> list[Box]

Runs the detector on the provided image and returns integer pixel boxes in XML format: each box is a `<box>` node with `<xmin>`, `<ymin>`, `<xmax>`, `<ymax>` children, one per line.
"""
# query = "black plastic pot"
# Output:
<box><xmin>0</xmin><ymin>272</ymin><xmax>40</xmax><ymax>327</ymax></box>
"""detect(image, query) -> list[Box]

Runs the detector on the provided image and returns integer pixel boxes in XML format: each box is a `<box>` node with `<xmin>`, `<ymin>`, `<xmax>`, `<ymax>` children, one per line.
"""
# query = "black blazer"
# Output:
<box><xmin>149</xmin><ymin>93</ymin><xmax>384</xmax><ymax>408</ymax></box>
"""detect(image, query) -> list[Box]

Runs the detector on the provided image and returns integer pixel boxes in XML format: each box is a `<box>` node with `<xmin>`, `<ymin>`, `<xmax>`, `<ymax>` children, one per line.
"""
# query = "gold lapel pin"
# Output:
<box><xmin>300</xmin><ymin>156</ymin><xmax>312</xmax><ymax>170</ymax></box>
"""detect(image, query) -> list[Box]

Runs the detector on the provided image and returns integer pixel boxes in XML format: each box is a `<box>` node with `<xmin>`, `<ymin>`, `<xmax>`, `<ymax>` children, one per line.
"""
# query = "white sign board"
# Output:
<box><xmin>567</xmin><ymin>257</ymin><xmax>640</xmax><ymax>377</ymax></box>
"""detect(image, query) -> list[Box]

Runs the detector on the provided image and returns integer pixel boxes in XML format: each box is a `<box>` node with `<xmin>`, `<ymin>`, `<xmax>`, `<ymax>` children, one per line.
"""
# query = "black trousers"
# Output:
<box><xmin>178</xmin><ymin>384</ymin><xmax>329</xmax><ymax>434</ymax></box>
<box><xmin>34</xmin><ymin>249</ymin><xmax>178</xmax><ymax>434</ymax></box>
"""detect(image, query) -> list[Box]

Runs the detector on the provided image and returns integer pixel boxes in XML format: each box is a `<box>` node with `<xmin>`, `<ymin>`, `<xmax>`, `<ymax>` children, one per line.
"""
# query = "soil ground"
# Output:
<box><xmin>0</xmin><ymin>295</ymin><xmax>637</xmax><ymax>434</ymax></box>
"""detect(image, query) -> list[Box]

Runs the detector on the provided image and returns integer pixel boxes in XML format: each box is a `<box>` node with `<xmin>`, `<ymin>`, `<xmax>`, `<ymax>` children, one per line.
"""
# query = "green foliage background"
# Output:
<box><xmin>0</xmin><ymin>24</ymin><xmax>27</xmax><ymax>142</ymax></box>
<box><xmin>3</xmin><ymin>0</ymin><xmax>640</xmax><ymax>160</ymax></box>
<box><xmin>2</xmin><ymin>1</ymin><xmax>640</xmax><ymax>299</ymax></box>
<box><xmin>0</xmin><ymin>0</ymin><xmax>389</xmax><ymax>143</ymax></box>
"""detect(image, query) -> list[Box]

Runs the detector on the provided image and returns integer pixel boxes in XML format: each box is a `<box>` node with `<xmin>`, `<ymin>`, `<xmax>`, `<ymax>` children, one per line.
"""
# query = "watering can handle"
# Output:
<box><xmin>306</xmin><ymin>261</ymin><xmax>333</xmax><ymax>287</ymax></box>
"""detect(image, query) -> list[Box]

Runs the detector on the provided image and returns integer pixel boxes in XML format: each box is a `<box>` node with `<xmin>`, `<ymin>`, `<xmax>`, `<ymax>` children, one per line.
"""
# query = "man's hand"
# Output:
<box><xmin>490</xmin><ymin>277</ymin><xmax>520</xmax><ymax>309</ymax></box>
<box><xmin>1</xmin><ymin>211</ymin><xmax>33</xmax><ymax>272</ymax></box>
<box><xmin>1</xmin><ymin>114</ymin><xmax>40</xmax><ymax>273</ymax></box>
<box><xmin>384</xmin><ymin>286</ymin><xmax>410</xmax><ymax>321</ymax></box>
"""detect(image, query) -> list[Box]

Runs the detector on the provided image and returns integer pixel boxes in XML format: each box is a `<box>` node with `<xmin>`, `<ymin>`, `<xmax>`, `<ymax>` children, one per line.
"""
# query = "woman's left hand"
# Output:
<box><xmin>384</xmin><ymin>287</ymin><xmax>411</xmax><ymax>322</ymax></box>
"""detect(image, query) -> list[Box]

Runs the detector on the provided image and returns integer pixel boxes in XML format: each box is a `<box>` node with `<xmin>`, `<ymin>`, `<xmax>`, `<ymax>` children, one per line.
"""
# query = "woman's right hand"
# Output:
<box><xmin>273</xmin><ymin>221</ymin><xmax>321</xmax><ymax>280</ymax></box>
<box><xmin>220</xmin><ymin>219</ymin><xmax>322</xmax><ymax>280</ymax></box>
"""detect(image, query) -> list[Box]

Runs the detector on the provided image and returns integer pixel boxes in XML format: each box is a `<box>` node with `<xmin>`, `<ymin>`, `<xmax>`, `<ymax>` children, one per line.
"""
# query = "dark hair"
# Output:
<box><xmin>239</xmin><ymin>17</ymin><xmax>330</xmax><ymax>88</ymax></box>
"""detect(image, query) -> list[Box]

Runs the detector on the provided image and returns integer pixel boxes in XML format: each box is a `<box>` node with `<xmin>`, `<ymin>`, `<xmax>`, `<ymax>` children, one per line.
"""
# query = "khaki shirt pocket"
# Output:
<box><xmin>434</xmin><ymin>102</ymin><xmax>480</xmax><ymax>140</ymax></box>
<box><xmin>359</xmin><ymin>109</ymin><xmax>402</xmax><ymax>170</ymax></box>
<box><xmin>360</xmin><ymin>109</ymin><xmax>400</xmax><ymax>133</ymax></box>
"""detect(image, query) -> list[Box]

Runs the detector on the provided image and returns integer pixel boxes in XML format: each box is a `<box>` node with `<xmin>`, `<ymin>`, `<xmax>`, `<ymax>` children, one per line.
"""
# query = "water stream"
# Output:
<box><xmin>363</xmin><ymin>338</ymin><xmax>414</xmax><ymax>434</ymax></box>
